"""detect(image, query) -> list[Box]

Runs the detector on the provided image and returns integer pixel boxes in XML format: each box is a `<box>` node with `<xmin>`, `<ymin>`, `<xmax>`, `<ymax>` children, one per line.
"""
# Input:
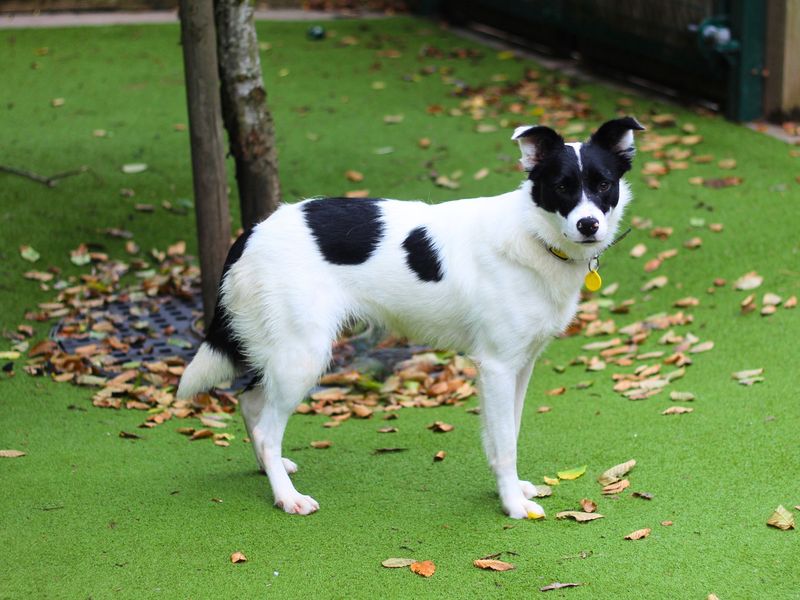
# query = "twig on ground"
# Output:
<box><xmin>0</xmin><ymin>164</ymin><xmax>90</xmax><ymax>187</ymax></box>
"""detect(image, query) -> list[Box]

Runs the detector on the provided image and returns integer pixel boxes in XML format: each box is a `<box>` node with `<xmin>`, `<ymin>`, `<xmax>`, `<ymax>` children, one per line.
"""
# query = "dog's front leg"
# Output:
<box><xmin>479</xmin><ymin>358</ymin><xmax>546</xmax><ymax>519</ymax></box>
<box><xmin>514</xmin><ymin>358</ymin><xmax>541</xmax><ymax>501</ymax></box>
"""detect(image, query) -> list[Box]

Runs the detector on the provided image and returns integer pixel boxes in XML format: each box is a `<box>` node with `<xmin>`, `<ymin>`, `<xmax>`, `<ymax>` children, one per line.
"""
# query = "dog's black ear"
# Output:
<box><xmin>588</xmin><ymin>116</ymin><xmax>645</xmax><ymax>171</ymax></box>
<box><xmin>511</xmin><ymin>125</ymin><xmax>565</xmax><ymax>171</ymax></box>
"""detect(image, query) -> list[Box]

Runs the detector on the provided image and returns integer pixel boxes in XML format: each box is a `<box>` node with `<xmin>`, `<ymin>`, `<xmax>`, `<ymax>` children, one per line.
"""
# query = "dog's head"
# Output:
<box><xmin>512</xmin><ymin>117</ymin><xmax>644</xmax><ymax>255</ymax></box>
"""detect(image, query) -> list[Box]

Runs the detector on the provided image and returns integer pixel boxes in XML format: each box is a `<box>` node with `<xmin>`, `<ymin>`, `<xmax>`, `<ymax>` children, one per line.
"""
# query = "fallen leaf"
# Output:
<box><xmin>545</xmin><ymin>387</ymin><xmax>566</xmax><ymax>396</ymax></box>
<box><xmin>690</xmin><ymin>341</ymin><xmax>714</xmax><ymax>354</ymax></box>
<box><xmin>662</xmin><ymin>406</ymin><xmax>693</xmax><ymax>415</ymax></box>
<box><xmin>428</xmin><ymin>421</ymin><xmax>454</xmax><ymax>433</ymax></box>
<box><xmin>0</xmin><ymin>449</ymin><xmax>26</xmax><ymax>458</ymax></box>
<box><xmin>118</xmin><ymin>431</ymin><xmax>142</xmax><ymax>440</ymax></box>
<box><xmin>535</xmin><ymin>485</ymin><xmax>552</xmax><ymax>498</ymax></box>
<box><xmin>597</xmin><ymin>459</ymin><xmax>636</xmax><ymax>486</ymax></box>
<box><xmin>345</xmin><ymin>170</ymin><xmax>364</xmax><ymax>182</ymax></box>
<box><xmin>767</xmin><ymin>505</ymin><xmax>795</xmax><ymax>530</ymax></box>
<box><xmin>19</xmin><ymin>245</ymin><xmax>41</xmax><ymax>263</ymax></box>
<box><xmin>580</xmin><ymin>498</ymin><xmax>597</xmax><ymax>513</ymax></box>
<box><xmin>433</xmin><ymin>450</ymin><xmax>446</xmax><ymax>462</ymax></box>
<box><xmin>473</xmin><ymin>167</ymin><xmax>490</xmax><ymax>180</ymax></box>
<box><xmin>556</xmin><ymin>511</ymin><xmax>604</xmax><ymax>522</ymax></box>
<box><xmin>473</xmin><ymin>559</ymin><xmax>515</xmax><ymax>571</ymax></box>
<box><xmin>540</xmin><ymin>582</ymin><xmax>582</xmax><ymax>592</ymax></box>
<box><xmin>345</xmin><ymin>189</ymin><xmax>370</xmax><ymax>198</ymax></box>
<box><xmin>409</xmin><ymin>560</ymin><xmax>436</xmax><ymax>577</ymax></box>
<box><xmin>632</xmin><ymin>491</ymin><xmax>654</xmax><ymax>500</ymax></box>
<box><xmin>732</xmin><ymin>368</ymin><xmax>764</xmax><ymax>381</ymax></box>
<box><xmin>190</xmin><ymin>429</ymin><xmax>214</xmax><ymax>440</ymax></box>
<box><xmin>121</xmin><ymin>163</ymin><xmax>148</xmax><ymax>174</ymax></box>
<box><xmin>734</xmin><ymin>271</ymin><xmax>763</xmax><ymax>290</ymax></box>
<box><xmin>641</xmin><ymin>275</ymin><xmax>668</xmax><ymax>291</ymax></box>
<box><xmin>418</xmin><ymin>137</ymin><xmax>431</xmax><ymax>149</ymax></box>
<box><xmin>601</xmin><ymin>479</ymin><xmax>630</xmax><ymax>495</ymax></box>
<box><xmin>310</xmin><ymin>440</ymin><xmax>332</xmax><ymax>449</ymax></box>
<box><xmin>543</xmin><ymin>476</ymin><xmax>560</xmax><ymax>486</ymax></box>
<box><xmin>230</xmin><ymin>551</ymin><xmax>247</xmax><ymax>563</ymax></box>
<box><xmin>557</xmin><ymin>465</ymin><xmax>587</xmax><ymax>480</ymax></box>
<box><xmin>382</xmin><ymin>557</ymin><xmax>416</xmax><ymax>568</ymax></box>
<box><xmin>377</xmin><ymin>427</ymin><xmax>398</xmax><ymax>433</ymax></box>
<box><xmin>718</xmin><ymin>158</ymin><xmax>737</xmax><ymax>169</ymax></box>
<box><xmin>624</xmin><ymin>528</ymin><xmax>651</xmax><ymax>540</ymax></box>
<box><xmin>630</xmin><ymin>243</ymin><xmax>647</xmax><ymax>258</ymax></box>
<box><xmin>669</xmin><ymin>391</ymin><xmax>695</xmax><ymax>402</ymax></box>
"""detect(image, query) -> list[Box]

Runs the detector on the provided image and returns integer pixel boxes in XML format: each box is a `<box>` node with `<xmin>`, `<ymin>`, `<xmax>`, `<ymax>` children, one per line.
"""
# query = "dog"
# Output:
<box><xmin>177</xmin><ymin>116</ymin><xmax>644</xmax><ymax>518</ymax></box>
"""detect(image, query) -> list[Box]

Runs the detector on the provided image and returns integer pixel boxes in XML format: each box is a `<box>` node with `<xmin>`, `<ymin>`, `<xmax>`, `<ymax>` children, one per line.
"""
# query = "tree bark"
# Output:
<box><xmin>179</xmin><ymin>0</ymin><xmax>231</xmax><ymax>322</ymax></box>
<box><xmin>215</xmin><ymin>0</ymin><xmax>281</xmax><ymax>230</ymax></box>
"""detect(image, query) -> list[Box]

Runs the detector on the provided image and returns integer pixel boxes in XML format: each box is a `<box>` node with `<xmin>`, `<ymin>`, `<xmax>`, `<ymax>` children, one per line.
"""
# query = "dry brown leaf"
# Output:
<box><xmin>601</xmin><ymin>479</ymin><xmax>630</xmax><ymax>495</ymax></box>
<box><xmin>597</xmin><ymin>459</ymin><xmax>636</xmax><ymax>486</ymax></box>
<box><xmin>630</xmin><ymin>243</ymin><xmax>647</xmax><ymax>258</ymax></box>
<box><xmin>345</xmin><ymin>170</ymin><xmax>364</xmax><ymax>182</ymax></box>
<box><xmin>0</xmin><ymin>449</ymin><xmax>26</xmax><ymax>458</ymax></box>
<box><xmin>624</xmin><ymin>528</ymin><xmax>651</xmax><ymax>540</ymax></box>
<box><xmin>428</xmin><ymin>421</ymin><xmax>454</xmax><ymax>433</ymax></box>
<box><xmin>661</xmin><ymin>520</ymin><xmax>674</xmax><ymax>526</ymax></box>
<box><xmin>555</xmin><ymin>511</ymin><xmax>604</xmax><ymax>522</ymax></box>
<box><xmin>632</xmin><ymin>491</ymin><xmax>654</xmax><ymax>500</ymax></box>
<box><xmin>433</xmin><ymin>450</ymin><xmax>446</xmax><ymax>462</ymax></box>
<box><xmin>310</xmin><ymin>440</ymin><xmax>332</xmax><ymax>449</ymax></box>
<box><xmin>580</xmin><ymin>498</ymin><xmax>597</xmax><ymax>513</ymax></box>
<box><xmin>473</xmin><ymin>559</ymin><xmax>515</xmax><ymax>571</ymax></box>
<box><xmin>377</xmin><ymin>427</ymin><xmax>398</xmax><ymax>433</ymax></box>
<box><xmin>230</xmin><ymin>551</ymin><xmax>247</xmax><ymax>563</ymax></box>
<box><xmin>409</xmin><ymin>560</ymin><xmax>436</xmax><ymax>577</ymax></box>
<box><xmin>767</xmin><ymin>505</ymin><xmax>795</xmax><ymax>530</ymax></box>
<box><xmin>662</xmin><ymin>406</ymin><xmax>693</xmax><ymax>415</ymax></box>
<box><xmin>190</xmin><ymin>428</ymin><xmax>214</xmax><ymax>441</ymax></box>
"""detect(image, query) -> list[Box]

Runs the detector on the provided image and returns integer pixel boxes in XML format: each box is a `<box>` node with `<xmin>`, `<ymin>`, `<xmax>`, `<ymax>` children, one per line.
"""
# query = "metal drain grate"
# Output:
<box><xmin>52</xmin><ymin>293</ymin><xmax>203</xmax><ymax>370</ymax></box>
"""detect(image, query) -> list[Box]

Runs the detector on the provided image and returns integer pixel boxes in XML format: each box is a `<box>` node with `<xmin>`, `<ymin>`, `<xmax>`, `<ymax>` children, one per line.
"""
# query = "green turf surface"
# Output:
<box><xmin>1</xmin><ymin>16</ymin><xmax>799</xmax><ymax>599</ymax></box>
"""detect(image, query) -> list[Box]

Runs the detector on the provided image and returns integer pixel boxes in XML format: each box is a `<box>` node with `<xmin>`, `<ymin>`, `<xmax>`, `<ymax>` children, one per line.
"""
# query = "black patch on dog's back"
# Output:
<box><xmin>402</xmin><ymin>226</ymin><xmax>443</xmax><ymax>282</ymax></box>
<box><xmin>302</xmin><ymin>197</ymin><xmax>385</xmax><ymax>265</ymax></box>
<box><xmin>204</xmin><ymin>228</ymin><xmax>253</xmax><ymax>365</ymax></box>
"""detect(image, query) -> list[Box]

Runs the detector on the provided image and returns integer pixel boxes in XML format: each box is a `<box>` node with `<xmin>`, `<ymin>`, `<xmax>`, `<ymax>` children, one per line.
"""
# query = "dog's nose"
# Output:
<box><xmin>577</xmin><ymin>217</ymin><xmax>599</xmax><ymax>237</ymax></box>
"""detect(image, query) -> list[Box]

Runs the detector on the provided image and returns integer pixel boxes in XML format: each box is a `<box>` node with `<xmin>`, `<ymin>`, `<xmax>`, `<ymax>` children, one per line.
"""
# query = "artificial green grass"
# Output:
<box><xmin>1</xmin><ymin>16</ymin><xmax>799</xmax><ymax>599</ymax></box>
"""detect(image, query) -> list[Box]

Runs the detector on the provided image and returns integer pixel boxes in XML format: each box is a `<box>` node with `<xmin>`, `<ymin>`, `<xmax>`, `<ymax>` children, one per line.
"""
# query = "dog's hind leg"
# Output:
<box><xmin>239</xmin><ymin>385</ymin><xmax>298</xmax><ymax>475</ymax></box>
<box><xmin>250</xmin><ymin>338</ymin><xmax>332</xmax><ymax>515</ymax></box>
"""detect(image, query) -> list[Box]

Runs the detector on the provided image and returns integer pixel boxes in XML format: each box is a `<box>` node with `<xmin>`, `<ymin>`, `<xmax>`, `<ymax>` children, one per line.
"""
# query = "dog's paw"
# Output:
<box><xmin>274</xmin><ymin>492</ymin><xmax>319</xmax><ymax>516</ymax></box>
<box><xmin>518</xmin><ymin>480</ymin><xmax>539</xmax><ymax>499</ymax></box>
<box><xmin>282</xmin><ymin>457</ymin><xmax>298</xmax><ymax>474</ymax></box>
<box><xmin>503</xmin><ymin>497</ymin><xmax>546</xmax><ymax>520</ymax></box>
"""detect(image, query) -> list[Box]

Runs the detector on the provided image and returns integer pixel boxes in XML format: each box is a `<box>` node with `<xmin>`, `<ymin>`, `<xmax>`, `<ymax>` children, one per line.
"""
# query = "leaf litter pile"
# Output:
<box><xmin>4</xmin><ymin>33</ymin><xmax>798</xmax><ymax>590</ymax></box>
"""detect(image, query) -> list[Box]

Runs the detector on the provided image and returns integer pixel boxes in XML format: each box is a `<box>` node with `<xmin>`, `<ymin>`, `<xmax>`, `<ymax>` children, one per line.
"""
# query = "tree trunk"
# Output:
<box><xmin>215</xmin><ymin>0</ymin><xmax>281</xmax><ymax>230</ymax></box>
<box><xmin>179</xmin><ymin>0</ymin><xmax>231</xmax><ymax>322</ymax></box>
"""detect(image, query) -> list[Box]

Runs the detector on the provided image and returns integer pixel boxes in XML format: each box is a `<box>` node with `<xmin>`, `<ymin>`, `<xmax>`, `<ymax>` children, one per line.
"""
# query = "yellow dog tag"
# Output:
<box><xmin>584</xmin><ymin>269</ymin><xmax>602</xmax><ymax>292</ymax></box>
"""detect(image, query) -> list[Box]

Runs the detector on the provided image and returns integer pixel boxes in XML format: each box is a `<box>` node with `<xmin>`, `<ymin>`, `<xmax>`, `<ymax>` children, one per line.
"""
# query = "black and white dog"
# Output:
<box><xmin>178</xmin><ymin>117</ymin><xmax>644</xmax><ymax>518</ymax></box>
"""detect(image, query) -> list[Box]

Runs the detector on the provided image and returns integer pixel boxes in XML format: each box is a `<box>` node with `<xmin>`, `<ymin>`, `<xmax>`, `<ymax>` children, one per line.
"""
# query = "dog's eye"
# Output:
<box><xmin>597</xmin><ymin>181</ymin><xmax>611</xmax><ymax>192</ymax></box>
<box><xmin>556</xmin><ymin>184</ymin><xmax>567</xmax><ymax>194</ymax></box>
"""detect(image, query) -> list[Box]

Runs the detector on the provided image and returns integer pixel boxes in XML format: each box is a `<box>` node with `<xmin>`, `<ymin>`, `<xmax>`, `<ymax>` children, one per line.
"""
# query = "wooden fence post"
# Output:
<box><xmin>179</xmin><ymin>0</ymin><xmax>231</xmax><ymax>322</ymax></box>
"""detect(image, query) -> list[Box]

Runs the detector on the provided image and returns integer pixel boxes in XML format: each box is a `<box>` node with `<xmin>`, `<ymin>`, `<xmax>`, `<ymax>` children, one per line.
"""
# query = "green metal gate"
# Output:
<box><xmin>430</xmin><ymin>0</ymin><xmax>766</xmax><ymax>121</ymax></box>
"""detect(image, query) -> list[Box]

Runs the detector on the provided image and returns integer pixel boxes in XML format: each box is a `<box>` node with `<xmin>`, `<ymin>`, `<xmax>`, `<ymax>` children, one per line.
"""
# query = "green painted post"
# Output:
<box><xmin>727</xmin><ymin>0</ymin><xmax>766</xmax><ymax>121</ymax></box>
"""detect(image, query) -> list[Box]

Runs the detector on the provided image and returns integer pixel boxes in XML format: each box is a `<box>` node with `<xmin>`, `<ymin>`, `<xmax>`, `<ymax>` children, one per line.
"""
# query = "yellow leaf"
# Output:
<box><xmin>557</xmin><ymin>465</ymin><xmax>587</xmax><ymax>480</ymax></box>
<box><xmin>543</xmin><ymin>476</ymin><xmax>560</xmax><ymax>486</ymax></box>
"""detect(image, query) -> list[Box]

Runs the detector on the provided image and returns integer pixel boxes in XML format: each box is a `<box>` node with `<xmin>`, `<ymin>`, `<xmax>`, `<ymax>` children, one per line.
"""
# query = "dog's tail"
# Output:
<box><xmin>176</xmin><ymin>229</ymin><xmax>254</xmax><ymax>400</ymax></box>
